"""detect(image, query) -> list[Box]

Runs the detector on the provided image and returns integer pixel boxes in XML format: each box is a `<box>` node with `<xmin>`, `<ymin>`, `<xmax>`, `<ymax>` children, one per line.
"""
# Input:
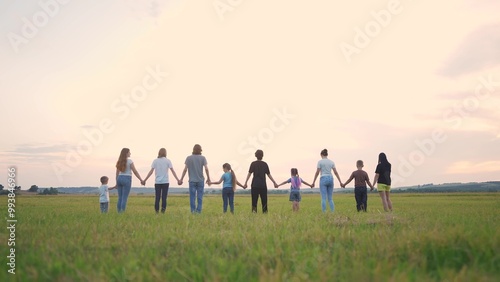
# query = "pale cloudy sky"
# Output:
<box><xmin>1</xmin><ymin>0</ymin><xmax>499</xmax><ymax>189</ymax></box>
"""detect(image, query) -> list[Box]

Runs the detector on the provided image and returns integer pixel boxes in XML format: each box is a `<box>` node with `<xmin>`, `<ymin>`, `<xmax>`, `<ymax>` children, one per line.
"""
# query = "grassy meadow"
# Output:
<box><xmin>1</xmin><ymin>192</ymin><xmax>499</xmax><ymax>281</ymax></box>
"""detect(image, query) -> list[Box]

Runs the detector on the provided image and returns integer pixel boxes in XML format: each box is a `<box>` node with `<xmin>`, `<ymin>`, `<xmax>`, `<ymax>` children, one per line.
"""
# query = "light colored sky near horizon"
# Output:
<box><xmin>1</xmin><ymin>0</ymin><xmax>499</xmax><ymax>189</ymax></box>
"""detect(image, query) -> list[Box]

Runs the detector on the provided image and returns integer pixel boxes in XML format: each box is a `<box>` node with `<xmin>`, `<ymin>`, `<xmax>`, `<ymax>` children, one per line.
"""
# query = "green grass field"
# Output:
<box><xmin>1</xmin><ymin>192</ymin><xmax>499</xmax><ymax>281</ymax></box>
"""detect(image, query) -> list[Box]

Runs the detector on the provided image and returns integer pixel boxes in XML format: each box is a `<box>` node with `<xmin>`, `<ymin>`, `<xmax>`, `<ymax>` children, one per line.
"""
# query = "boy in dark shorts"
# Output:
<box><xmin>342</xmin><ymin>160</ymin><xmax>374</xmax><ymax>212</ymax></box>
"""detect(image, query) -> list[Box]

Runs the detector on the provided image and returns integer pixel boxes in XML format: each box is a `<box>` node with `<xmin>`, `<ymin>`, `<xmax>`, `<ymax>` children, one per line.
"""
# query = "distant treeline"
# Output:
<box><xmin>390</xmin><ymin>181</ymin><xmax>500</xmax><ymax>193</ymax></box>
<box><xmin>26</xmin><ymin>181</ymin><xmax>500</xmax><ymax>195</ymax></box>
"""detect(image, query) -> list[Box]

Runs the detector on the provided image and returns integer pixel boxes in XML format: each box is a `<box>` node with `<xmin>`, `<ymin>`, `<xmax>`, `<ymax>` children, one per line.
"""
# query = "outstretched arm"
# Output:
<box><xmin>143</xmin><ymin>168</ymin><xmax>154</xmax><ymax>185</ymax></box>
<box><xmin>343</xmin><ymin>174</ymin><xmax>354</xmax><ymax>188</ymax></box>
<box><xmin>311</xmin><ymin>168</ymin><xmax>321</xmax><ymax>188</ymax></box>
<box><xmin>233</xmin><ymin>175</ymin><xmax>245</xmax><ymax>188</ymax></box>
<box><xmin>244</xmin><ymin>172</ymin><xmax>252</xmax><ymax>188</ymax></box>
<box><xmin>333</xmin><ymin>168</ymin><xmax>342</xmax><ymax>187</ymax></box>
<box><xmin>366</xmin><ymin>178</ymin><xmax>374</xmax><ymax>191</ymax></box>
<box><xmin>170</xmin><ymin>168</ymin><xmax>180</xmax><ymax>184</ymax></box>
<box><xmin>300</xmin><ymin>179</ymin><xmax>313</xmax><ymax>188</ymax></box>
<box><xmin>179</xmin><ymin>165</ymin><xmax>188</xmax><ymax>185</ymax></box>
<box><xmin>131</xmin><ymin>163</ymin><xmax>143</xmax><ymax>183</ymax></box>
<box><xmin>373</xmin><ymin>173</ymin><xmax>379</xmax><ymax>189</ymax></box>
<box><xmin>277</xmin><ymin>180</ymin><xmax>288</xmax><ymax>187</ymax></box>
<box><xmin>209</xmin><ymin>176</ymin><xmax>223</xmax><ymax>185</ymax></box>
<box><xmin>204</xmin><ymin>164</ymin><xmax>211</xmax><ymax>184</ymax></box>
<box><xmin>267</xmin><ymin>174</ymin><xmax>279</xmax><ymax>188</ymax></box>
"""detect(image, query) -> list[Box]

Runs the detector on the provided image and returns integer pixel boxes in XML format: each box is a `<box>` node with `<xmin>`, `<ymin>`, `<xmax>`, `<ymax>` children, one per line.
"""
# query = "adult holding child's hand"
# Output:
<box><xmin>115</xmin><ymin>148</ymin><xmax>143</xmax><ymax>213</ymax></box>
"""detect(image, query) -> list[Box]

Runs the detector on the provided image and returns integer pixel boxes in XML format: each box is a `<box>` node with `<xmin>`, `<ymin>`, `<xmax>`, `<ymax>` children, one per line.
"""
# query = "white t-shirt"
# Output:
<box><xmin>152</xmin><ymin>157</ymin><xmax>173</xmax><ymax>184</ymax></box>
<box><xmin>317</xmin><ymin>158</ymin><xmax>335</xmax><ymax>176</ymax></box>
<box><xmin>118</xmin><ymin>159</ymin><xmax>134</xmax><ymax>176</ymax></box>
<box><xmin>99</xmin><ymin>185</ymin><xmax>110</xmax><ymax>203</ymax></box>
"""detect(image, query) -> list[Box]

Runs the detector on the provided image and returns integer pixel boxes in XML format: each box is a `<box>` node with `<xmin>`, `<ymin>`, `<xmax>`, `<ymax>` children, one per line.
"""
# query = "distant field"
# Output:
<box><xmin>1</xmin><ymin>193</ymin><xmax>499</xmax><ymax>281</ymax></box>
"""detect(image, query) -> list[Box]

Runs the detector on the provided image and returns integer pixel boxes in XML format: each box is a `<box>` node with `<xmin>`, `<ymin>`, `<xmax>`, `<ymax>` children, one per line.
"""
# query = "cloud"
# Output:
<box><xmin>439</xmin><ymin>23</ymin><xmax>500</xmax><ymax>77</ymax></box>
<box><xmin>0</xmin><ymin>143</ymin><xmax>69</xmax><ymax>165</ymax></box>
<box><xmin>10</xmin><ymin>143</ymin><xmax>69</xmax><ymax>154</ymax></box>
<box><xmin>446</xmin><ymin>160</ymin><xmax>500</xmax><ymax>174</ymax></box>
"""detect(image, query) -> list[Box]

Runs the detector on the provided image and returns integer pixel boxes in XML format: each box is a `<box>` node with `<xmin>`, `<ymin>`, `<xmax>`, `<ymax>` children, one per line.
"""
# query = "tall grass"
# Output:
<box><xmin>1</xmin><ymin>193</ymin><xmax>499</xmax><ymax>281</ymax></box>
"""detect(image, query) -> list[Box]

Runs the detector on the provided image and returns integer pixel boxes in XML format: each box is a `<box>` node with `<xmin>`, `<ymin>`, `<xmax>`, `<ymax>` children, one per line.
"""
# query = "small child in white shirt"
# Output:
<box><xmin>99</xmin><ymin>176</ymin><xmax>115</xmax><ymax>213</ymax></box>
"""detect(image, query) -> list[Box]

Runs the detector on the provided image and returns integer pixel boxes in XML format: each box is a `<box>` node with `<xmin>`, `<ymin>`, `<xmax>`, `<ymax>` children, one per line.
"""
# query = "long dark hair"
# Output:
<box><xmin>378</xmin><ymin>152</ymin><xmax>390</xmax><ymax>165</ymax></box>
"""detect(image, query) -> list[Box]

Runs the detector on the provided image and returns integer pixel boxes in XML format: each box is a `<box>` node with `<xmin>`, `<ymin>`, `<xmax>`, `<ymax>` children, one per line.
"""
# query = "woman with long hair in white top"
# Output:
<box><xmin>115</xmin><ymin>148</ymin><xmax>143</xmax><ymax>213</ymax></box>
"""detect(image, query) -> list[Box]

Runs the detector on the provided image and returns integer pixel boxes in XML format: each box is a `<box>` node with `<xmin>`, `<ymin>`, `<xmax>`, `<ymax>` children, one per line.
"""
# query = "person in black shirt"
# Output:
<box><xmin>244</xmin><ymin>150</ymin><xmax>278</xmax><ymax>213</ymax></box>
<box><xmin>373</xmin><ymin>152</ymin><xmax>392</xmax><ymax>212</ymax></box>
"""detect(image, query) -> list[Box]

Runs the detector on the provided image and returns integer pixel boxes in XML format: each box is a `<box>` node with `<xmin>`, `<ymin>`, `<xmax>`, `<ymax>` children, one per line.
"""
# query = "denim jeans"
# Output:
<box><xmin>319</xmin><ymin>175</ymin><xmax>334</xmax><ymax>212</ymax></box>
<box><xmin>354</xmin><ymin>186</ymin><xmax>368</xmax><ymax>212</ymax></box>
<box><xmin>100</xmin><ymin>202</ymin><xmax>109</xmax><ymax>213</ymax></box>
<box><xmin>116</xmin><ymin>175</ymin><xmax>132</xmax><ymax>213</ymax></box>
<box><xmin>189</xmin><ymin>181</ymin><xmax>204</xmax><ymax>213</ymax></box>
<box><xmin>222</xmin><ymin>187</ymin><xmax>234</xmax><ymax>213</ymax></box>
<box><xmin>155</xmin><ymin>183</ymin><xmax>170</xmax><ymax>213</ymax></box>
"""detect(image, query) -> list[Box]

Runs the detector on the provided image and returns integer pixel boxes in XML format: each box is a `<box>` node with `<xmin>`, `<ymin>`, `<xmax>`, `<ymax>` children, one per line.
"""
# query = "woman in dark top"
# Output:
<box><xmin>244</xmin><ymin>150</ymin><xmax>278</xmax><ymax>213</ymax></box>
<box><xmin>373</xmin><ymin>152</ymin><xmax>392</xmax><ymax>212</ymax></box>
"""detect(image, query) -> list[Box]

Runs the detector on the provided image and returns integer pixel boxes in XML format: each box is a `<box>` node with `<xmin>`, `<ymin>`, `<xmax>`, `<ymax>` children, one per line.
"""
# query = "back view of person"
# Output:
<box><xmin>179</xmin><ymin>144</ymin><xmax>211</xmax><ymax>214</ymax></box>
<box><xmin>342</xmin><ymin>160</ymin><xmax>374</xmax><ymax>212</ymax></box>
<box><xmin>311</xmin><ymin>149</ymin><xmax>343</xmax><ymax>212</ymax></box>
<box><xmin>277</xmin><ymin>168</ymin><xmax>313</xmax><ymax>212</ymax></box>
<box><xmin>244</xmin><ymin>150</ymin><xmax>278</xmax><ymax>213</ymax></box>
<box><xmin>373</xmin><ymin>152</ymin><xmax>392</xmax><ymax>212</ymax></box>
<box><xmin>98</xmin><ymin>176</ymin><xmax>115</xmax><ymax>213</ymax></box>
<box><xmin>115</xmin><ymin>148</ymin><xmax>143</xmax><ymax>213</ymax></box>
<box><xmin>208</xmin><ymin>163</ymin><xmax>244</xmax><ymax>214</ymax></box>
<box><xmin>142</xmin><ymin>148</ymin><xmax>180</xmax><ymax>214</ymax></box>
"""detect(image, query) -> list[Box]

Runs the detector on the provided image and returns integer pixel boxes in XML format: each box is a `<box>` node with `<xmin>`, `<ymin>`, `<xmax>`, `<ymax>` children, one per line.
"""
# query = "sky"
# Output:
<box><xmin>1</xmin><ymin>0</ymin><xmax>499</xmax><ymax>189</ymax></box>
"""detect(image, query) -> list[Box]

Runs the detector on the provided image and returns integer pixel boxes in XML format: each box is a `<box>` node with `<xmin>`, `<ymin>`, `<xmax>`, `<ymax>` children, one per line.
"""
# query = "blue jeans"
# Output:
<box><xmin>320</xmin><ymin>175</ymin><xmax>334</xmax><ymax>212</ymax></box>
<box><xmin>222</xmin><ymin>187</ymin><xmax>234</xmax><ymax>213</ymax></box>
<box><xmin>189</xmin><ymin>181</ymin><xmax>204</xmax><ymax>213</ymax></box>
<box><xmin>116</xmin><ymin>175</ymin><xmax>132</xmax><ymax>213</ymax></box>
<box><xmin>100</xmin><ymin>202</ymin><xmax>109</xmax><ymax>213</ymax></box>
